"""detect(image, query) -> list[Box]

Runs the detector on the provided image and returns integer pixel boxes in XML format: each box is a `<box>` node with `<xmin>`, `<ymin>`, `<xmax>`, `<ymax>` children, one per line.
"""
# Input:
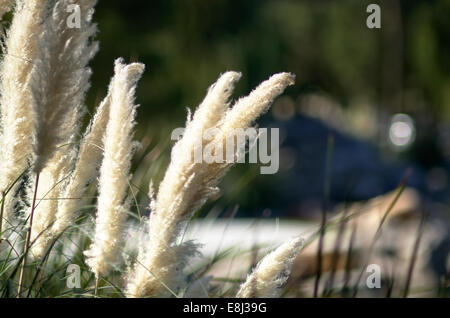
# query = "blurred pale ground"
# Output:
<box><xmin>178</xmin><ymin>188</ymin><xmax>446</xmax><ymax>296</ymax></box>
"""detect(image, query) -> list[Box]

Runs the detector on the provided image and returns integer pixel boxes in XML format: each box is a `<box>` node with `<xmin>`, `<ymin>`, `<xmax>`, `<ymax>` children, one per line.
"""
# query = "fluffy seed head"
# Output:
<box><xmin>51</xmin><ymin>88</ymin><xmax>111</xmax><ymax>236</ymax></box>
<box><xmin>31</xmin><ymin>0</ymin><xmax>98</xmax><ymax>173</ymax></box>
<box><xmin>126</xmin><ymin>72</ymin><xmax>295</xmax><ymax>297</ymax></box>
<box><xmin>0</xmin><ymin>0</ymin><xmax>50</xmax><ymax>233</ymax></box>
<box><xmin>84</xmin><ymin>58</ymin><xmax>144</xmax><ymax>278</ymax></box>
<box><xmin>236</xmin><ymin>237</ymin><xmax>303</xmax><ymax>298</ymax></box>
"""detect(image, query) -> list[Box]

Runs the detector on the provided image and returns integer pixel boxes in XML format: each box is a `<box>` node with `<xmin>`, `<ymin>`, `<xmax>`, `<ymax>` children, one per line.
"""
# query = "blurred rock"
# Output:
<box><xmin>254</xmin><ymin>114</ymin><xmax>445</xmax><ymax>218</ymax></box>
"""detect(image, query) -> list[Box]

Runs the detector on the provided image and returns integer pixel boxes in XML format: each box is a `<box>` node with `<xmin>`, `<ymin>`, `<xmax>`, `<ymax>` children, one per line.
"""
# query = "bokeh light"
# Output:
<box><xmin>388</xmin><ymin>113</ymin><xmax>416</xmax><ymax>150</ymax></box>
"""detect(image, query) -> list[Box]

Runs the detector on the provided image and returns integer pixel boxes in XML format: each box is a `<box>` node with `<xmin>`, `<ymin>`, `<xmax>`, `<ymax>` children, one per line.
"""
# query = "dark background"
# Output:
<box><xmin>87</xmin><ymin>0</ymin><xmax>450</xmax><ymax>218</ymax></box>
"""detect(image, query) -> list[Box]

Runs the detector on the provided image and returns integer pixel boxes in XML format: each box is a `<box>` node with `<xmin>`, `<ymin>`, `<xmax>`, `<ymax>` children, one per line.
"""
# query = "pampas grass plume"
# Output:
<box><xmin>51</xmin><ymin>87</ymin><xmax>111</xmax><ymax>235</ymax></box>
<box><xmin>84</xmin><ymin>58</ymin><xmax>144</xmax><ymax>278</ymax></box>
<box><xmin>0</xmin><ymin>0</ymin><xmax>49</xmax><ymax>233</ymax></box>
<box><xmin>28</xmin><ymin>0</ymin><xmax>98</xmax><ymax>257</ymax></box>
<box><xmin>0</xmin><ymin>0</ymin><xmax>300</xmax><ymax>299</ymax></box>
<box><xmin>236</xmin><ymin>237</ymin><xmax>304</xmax><ymax>298</ymax></box>
<box><xmin>126</xmin><ymin>72</ymin><xmax>294</xmax><ymax>297</ymax></box>
<box><xmin>31</xmin><ymin>0</ymin><xmax>98</xmax><ymax>173</ymax></box>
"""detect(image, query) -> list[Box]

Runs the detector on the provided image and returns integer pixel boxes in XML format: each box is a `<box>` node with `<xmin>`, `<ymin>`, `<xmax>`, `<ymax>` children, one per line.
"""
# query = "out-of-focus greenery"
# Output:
<box><xmin>86</xmin><ymin>0</ymin><xmax>450</xmax><ymax>215</ymax></box>
<box><xmin>89</xmin><ymin>0</ymin><xmax>450</xmax><ymax>127</ymax></box>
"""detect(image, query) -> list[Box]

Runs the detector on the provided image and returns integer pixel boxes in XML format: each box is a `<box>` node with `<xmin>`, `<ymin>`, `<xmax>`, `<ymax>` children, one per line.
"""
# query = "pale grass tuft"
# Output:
<box><xmin>26</xmin><ymin>0</ymin><xmax>98</xmax><ymax>258</ymax></box>
<box><xmin>51</xmin><ymin>87</ymin><xmax>112</xmax><ymax>235</ymax></box>
<box><xmin>31</xmin><ymin>60</ymin><xmax>114</xmax><ymax>258</ymax></box>
<box><xmin>29</xmin><ymin>150</ymin><xmax>74</xmax><ymax>259</ymax></box>
<box><xmin>219</xmin><ymin>72</ymin><xmax>296</xmax><ymax>132</ymax></box>
<box><xmin>0</xmin><ymin>0</ymin><xmax>300</xmax><ymax>299</ymax></box>
<box><xmin>31</xmin><ymin>0</ymin><xmax>98</xmax><ymax>173</ymax></box>
<box><xmin>84</xmin><ymin>58</ymin><xmax>144</xmax><ymax>278</ymax></box>
<box><xmin>126</xmin><ymin>72</ymin><xmax>294</xmax><ymax>298</ymax></box>
<box><xmin>236</xmin><ymin>237</ymin><xmax>304</xmax><ymax>298</ymax></box>
<box><xmin>0</xmin><ymin>0</ymin><xmax>49</xmax><ymax>233</ymax></box>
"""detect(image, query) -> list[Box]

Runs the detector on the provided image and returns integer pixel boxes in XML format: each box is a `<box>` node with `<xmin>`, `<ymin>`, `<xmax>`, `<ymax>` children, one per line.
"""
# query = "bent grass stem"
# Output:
<box><xmin>17</xmin><ymin>173</ymin><xmax>40</xmax><ymax>298</ymax></box>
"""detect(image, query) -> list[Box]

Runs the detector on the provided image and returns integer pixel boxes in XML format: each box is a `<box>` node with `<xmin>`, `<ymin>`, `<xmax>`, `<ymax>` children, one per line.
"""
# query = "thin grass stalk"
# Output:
<box><xmin>314</xmin><ymin>133</ymin><xmax>334</xmax><ymax>297</ymax></box>
<box><xmin>194</xmin><ymin>205</ymin><xmax>239</xmax><ymax>280</ymax></box>
<box><xmin>0</xmin><ymin>191</ymin><xmax>4</xmax><ymax>236</ymax></box>
<box><xmin>341</xmin><ymin>215</ymin><xmax>358</xmax><ymax>297</ymax></box>
<box><xmin>94</xmin><ymin>277</ymin><xmax>99</xmax><ymax>297</ymax></box>
<box><xmin>0</xmin><ymin>234</ymin><xmax>25</xmax><ymax>297</ymax></box>
<box><xmin>403</xmin><ymin>211</ymin><xmax>427</xmax><ymax>298</ymax></box>
<box><xmin>16</xmin><ymin>173</ymin><xmax>39</xmax><ymax>298</ymax></box>
<box><xmin>29</xmin><ymin>153</ymin><xmax>72</xmax><ymax>259</ymax></box>
<box><xmin>248</xmin><ymin>235</ymin><xmax>260</xmax><ymax>297</ymax></box>
<box><xmin>0</xmin><ymin>168</ymin><xmax>28</xmax><ymax>238</ymax></box>
<box><xmin>25</xmin><ymin>228</ymin><xmax>66</xmax><ymax>298</ymax></box>
<box><xmin>386</xmin><ymin>270</ymin><xmax>395</xmax><ymax>298</ymax></box>
<box><xmin>323</xmin><ymin>204</ymin><xmax>349</xmax><ymax>296</ymax></box>
<box><xmin>441</xmin><ymin>270</ymin><xmax>449</xmax><ymax>297</ymax></box>
<box><xmin>351</xmin><ymin>179</ymin><xmax>407</xmax><ymax>297</ymax></box>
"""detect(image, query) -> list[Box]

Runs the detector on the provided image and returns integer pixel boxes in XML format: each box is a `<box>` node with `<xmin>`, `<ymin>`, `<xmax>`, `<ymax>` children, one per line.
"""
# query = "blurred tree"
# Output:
<box><xmin>84</xmin><ymin>0</ymin><xmax>450</xmax><ymax>213</ymax></box>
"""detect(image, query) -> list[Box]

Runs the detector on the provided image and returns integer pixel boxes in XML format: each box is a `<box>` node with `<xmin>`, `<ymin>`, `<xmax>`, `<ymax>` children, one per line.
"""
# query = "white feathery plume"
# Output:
<box><xmin>126</xmin><ymin>72</ymin><xmax>294</xmax><ymax>298</ymax></box>
<box><xmin>28</xmin><ymin>150</ymin><xmax>73</xmax><ymax>259</ymax></box>
<box><xmin>51</xmin><ymin>89</ymin><xmax>111</xmax><ymax>235</ymax></box>
<box><xmin>236</xmin><ymin>237</ymin><xmax>303</xmax><ymax>298</ymax></box>
<box><xmin>126</xmin><ymin>72</ymin><xmax>241</xmax><ymax>297</ymax></box>
<box><xmin>219</xmin><ymin>72</ymin><xmax>296</xmax><ymax>132</ymax></box>
<box><xmin>84</xmin><ymin>58</ymin><xmax>144</xmax><ymax>278</ymax></box>
<box><xmin>153</xmin><ymin>72</ymin><xmax>242</xmax><ymax>233</ymax></box>
<box><xmin>202</xmin><ymin>72</ymin><xmax>296</xmax><ymax>193</ymax></box>
<box><xmin>27</xmin><ymin>0</ymin><xmax>98</xmax><ymax>257</ymax></box>
<box><xmin>30</xmin><ymin>66</ymin><xmax>113</xmax><ymax>259</ymax></box>
<box><xmin>31</xmin><ymin>0</ymin><xmax>98</xmax><ymax>173</ymax></box>
<box><xmin>181</xmin><ymin>71</ymin><xmax>242</xmax><ymax>158</ymax></box>
<box><xmin>0</xmin><ymin>0</ymin><xmax>49</xmax><ymax>234</ymax></box>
